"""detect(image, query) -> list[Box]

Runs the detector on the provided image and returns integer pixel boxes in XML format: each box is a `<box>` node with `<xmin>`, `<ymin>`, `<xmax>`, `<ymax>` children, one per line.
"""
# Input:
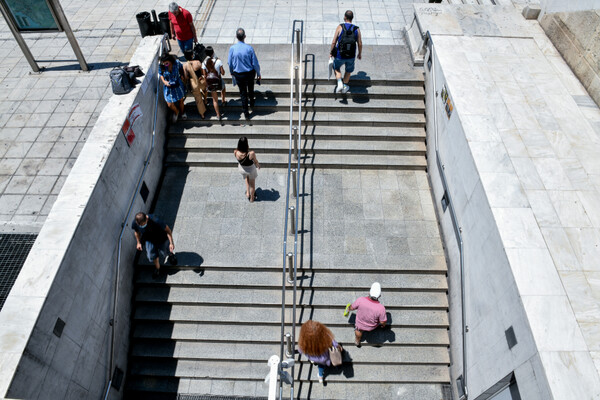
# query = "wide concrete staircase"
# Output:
<box><xmin>125</xmin><ymin>73</ymin><xmax>451</xmax><ymax>399</ymax></box>
<box><xmin>166</xmin><ymin>77</ymin><xmax>427</xmax><ymax>170</ymax></box>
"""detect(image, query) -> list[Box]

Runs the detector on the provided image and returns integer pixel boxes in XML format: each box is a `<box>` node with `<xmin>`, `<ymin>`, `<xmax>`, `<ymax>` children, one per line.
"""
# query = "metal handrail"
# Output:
<box><xmin>274</xmin><ymin>20</ymin><xmax>303</xmax><ymax>400</ymax></box>
<box><xmin>103</xmin><ymin>33</ymin><xmax>170</xmax><ymax>400</ymax></box>
<box><xmin>425</xmin><ymin>31</ymin><xmax>468</xmax><ymax>400</ymax></box>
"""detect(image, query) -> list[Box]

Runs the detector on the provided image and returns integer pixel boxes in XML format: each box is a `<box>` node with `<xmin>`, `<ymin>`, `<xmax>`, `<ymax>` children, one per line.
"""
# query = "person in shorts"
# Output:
<box><xmin>132</xmin><ymin>212</ymin><xmax>175</xmax><ymax>277</ymax></box>
<box><xmin>330</xmin><ymin>10</ymin><xmax>362</xmax><ymax>94</ymax></box>
<box><xmin>349</xmin><ymin>282</ymin><xmax>387</xmax><ymax>346</ymax></box>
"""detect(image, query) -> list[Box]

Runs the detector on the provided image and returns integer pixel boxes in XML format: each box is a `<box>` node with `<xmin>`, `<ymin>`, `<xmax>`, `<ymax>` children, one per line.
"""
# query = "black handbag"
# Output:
<box><xmin>193</xmin><ymin>43</ymin><xmax>207</xmax><ymax>62</ymax></box>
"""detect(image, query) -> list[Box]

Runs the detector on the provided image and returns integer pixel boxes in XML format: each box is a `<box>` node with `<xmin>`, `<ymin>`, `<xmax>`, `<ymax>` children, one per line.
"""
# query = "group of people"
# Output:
<box><xmin>159</xmin><ymin>2</ymin><xmax>261</xmax><ymax>123</ymax></box>
<box><xmin>160</xmin><ymin>4</ymin><xmax>362</xmax><ymax>123</ymax></box>
<box><xmin>299</xmin><ymin>282</ymin><xmax>387</xmax><ymax>383</ymax></box>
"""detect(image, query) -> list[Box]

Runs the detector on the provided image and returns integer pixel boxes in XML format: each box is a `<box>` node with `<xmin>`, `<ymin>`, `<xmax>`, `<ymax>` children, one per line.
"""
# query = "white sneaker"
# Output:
<box><xmin>171</xmin><ymin>113</ymin><xmax>178</xmax><ymax>123</ymax></box>
<box><xmin>341</xmin><ymin>84</ymin><xmax>350</xmax><ymax>94</ymax></box>
<box><xmin>336</xmin><ymin>82</ymin><xmax>343</xmax><ymax>92</ymax></box>
<box><xmin>182</xmin><ymin>113</ymin><xmax>187</xmax><ymax>120</ymax></box>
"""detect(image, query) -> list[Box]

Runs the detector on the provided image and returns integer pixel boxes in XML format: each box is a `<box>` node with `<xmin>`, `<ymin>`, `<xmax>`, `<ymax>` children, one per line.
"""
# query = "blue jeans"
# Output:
<box><xmin>317</xmin><ymin>364</ymin><xmax>324</xmax><ymax>377</ymax></box>
<box><xmin>333</xmin><ymin>57</ymin><xmax>355</xmax><ymax>73</ymax></box>
<box><xmin>177</xmin><ymin>38</ymin><xmax>194</xmax><ymax>53</ymax></box>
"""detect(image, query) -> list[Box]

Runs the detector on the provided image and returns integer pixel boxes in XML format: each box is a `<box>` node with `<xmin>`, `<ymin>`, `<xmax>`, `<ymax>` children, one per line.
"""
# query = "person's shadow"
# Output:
<box><xmin>255</xmin><ymin>188</ymin><xmax>280</xmax><ymax>202</ymax></box>
<box><xmin>347</xmin><ymin>312</ymin><xmax>396</xmax><ymax>344</ymax></box>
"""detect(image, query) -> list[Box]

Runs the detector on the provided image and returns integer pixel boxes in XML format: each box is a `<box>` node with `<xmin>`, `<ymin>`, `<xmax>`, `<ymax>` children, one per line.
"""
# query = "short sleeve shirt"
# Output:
<box><xmin>351</xmin><ymin>296</ymin><xmax>387</xmax><ymax>331</ymax></box>
<box><xmin>168</xmin><ymin>7</ymin><xmax>194</xmax><ymax>41</ymax></box>
<box><xmin>132</xmin><ymin>214</ymin><xmax>168</xmax><ymax>245</ymax></box>
<box><xmin>202</xmin><ymin>57</ymin><xmax>223</xmax><ymax>77</ymax></box>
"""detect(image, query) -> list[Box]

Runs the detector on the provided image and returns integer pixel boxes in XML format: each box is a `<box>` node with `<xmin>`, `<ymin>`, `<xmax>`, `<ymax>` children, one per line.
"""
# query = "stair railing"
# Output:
<box><xmin>103</xmin><ymin>33</ymin><xmax>170</xmax><ymax>400</ymax></box>
<box><xmin>271</xmin><ymin>19</ymin><xmax>303</xmax><ymax>400</ymax></box>
<box><xmin>425</xmin><ymin>31</ymin><xmax>468</xmax><ymax>400</ymax></box>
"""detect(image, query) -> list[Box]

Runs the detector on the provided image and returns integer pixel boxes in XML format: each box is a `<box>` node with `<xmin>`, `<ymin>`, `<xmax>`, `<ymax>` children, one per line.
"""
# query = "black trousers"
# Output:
<box><xmin>232</xmin><ymin>70</ymin><xmax>256</xmax><ymax>113</ymax></box>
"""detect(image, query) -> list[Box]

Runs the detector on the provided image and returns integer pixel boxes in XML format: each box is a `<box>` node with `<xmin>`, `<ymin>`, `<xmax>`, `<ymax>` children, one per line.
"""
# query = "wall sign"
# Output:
<box><xmin>441</xmin><ymin>85</ymin><xmax>453</xmax><ymax>119</ymax></box>
<box><xmin>3</xmin><ymin>0</ymin><xmax>60</xmax><ymax>31</ymax></box>
<box><xmin>121</xmin><ymin>103</ymin><xmax>143</xmax><ymax>146</ymax></box>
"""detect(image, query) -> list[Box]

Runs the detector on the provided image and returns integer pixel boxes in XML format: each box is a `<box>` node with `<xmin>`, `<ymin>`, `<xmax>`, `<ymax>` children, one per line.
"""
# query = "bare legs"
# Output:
<box><xmin>221</xmin><ymin>87</ymin><xmax>226</xmax><ymax>104</ymax></box>
<box><xmin>246</xmin><ymin>177</ymin><xmax>257</xmax><ymax>202</ymax></box>
<box><xmin>211</xmin><ymin>91</ymin><xmax>221</xmax><ymax>119</ymax></box>
<box><xmin>167</xmin><ymin>99</ymin><xmax>185</xmax><ymax>118</ymax></box>
<box><xmin>354</xmin><ymin>329</ymin><xmax>362</xmax><ymax>346</ymax></box>
<box><xmin>334</xmin><ymin>69</ymin><xmax>351</xmax><ymax>84</ymax></box>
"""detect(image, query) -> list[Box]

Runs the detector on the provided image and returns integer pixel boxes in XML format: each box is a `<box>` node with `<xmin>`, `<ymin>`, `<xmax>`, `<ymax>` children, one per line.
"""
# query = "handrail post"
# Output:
<box><xmin>294</xmin><ymin>66</ymin><xmax>299</xmax><ymax>105</ymax></box>
<box><xmin>291</xmin><ymin>169</ymin><xmax>297</xmax><ymax>198</ymax></box>
<box><xmin>292</xmin><ymin>126</ymin><xmax>298</xmax><ymax>160</ymax></box>
<box><xmin>295</xmin><ymin>28</ymin><xmax>301</xmax><ymax>63</ymax></box>
<box><xmin>288</xmin><ymin>206</ymin><xmax>295</xmax><ymax>235</ymax></box>
<box><xmin>287</xmin><ymin>253</ymin><xmax>294</xmax><ymax>283</ymax></box>
<box><xmin>285</xmin><ymin>333</ymin><xmax>293</xmax><ymax>357</ymax></box>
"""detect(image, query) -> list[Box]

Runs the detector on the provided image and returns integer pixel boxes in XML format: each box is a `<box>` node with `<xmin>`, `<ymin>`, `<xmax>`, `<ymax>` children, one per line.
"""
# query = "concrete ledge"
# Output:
<box><xmin>0</xmin><ymin>36</ymin><xmax>167</xmax><ymax>399</ymax></box>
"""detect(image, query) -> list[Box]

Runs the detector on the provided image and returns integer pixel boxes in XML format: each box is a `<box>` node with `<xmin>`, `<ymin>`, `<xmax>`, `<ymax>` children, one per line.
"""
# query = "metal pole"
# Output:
<box><xmin>285</xmin><ymin>333</ymin><xmax>293</xmax><ymax>357</ymax></box>
<box><xmin>0</xmin><ymin>1</ymin><xmax>40</xmax><ymax>72</ymax></box>
<box><xmin>294</xmin><ymin>28</ymin><xmax>301</xmax><ymax>64</ymax></box>
<box><xmin>48</xmin><ymin>0</ymin><xmax>89</xmax><ymax>71</ymax></box>
<box><xmin>293</xmin><ymin>126</ymin><xmax>298</xmax><ymax>160</ymax></box>
<box><xmin>289</xmin><ymin>206</ymin><xmax>295</xmax><ymax>235</ymax></box>
<box><xmin>294</xmin><ymin>66</ymin><xmax>299</xmax><ymax>105</ymax></box>
<box><xmin>291</xmin><ymin>168</ymin><xmax>297</xmax><ymax>198</ymax></box>
<box><xmin>287</xmin><ymin>252</ymin><xmax>294</xmax><ymax>283</ymax></box>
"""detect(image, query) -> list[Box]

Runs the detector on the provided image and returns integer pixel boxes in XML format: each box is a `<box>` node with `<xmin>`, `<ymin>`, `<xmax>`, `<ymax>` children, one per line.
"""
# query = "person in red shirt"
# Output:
<box><xmin>168</xmin><ymin>2</ymin><xmax>197</xmax><ymax>54</ymax></box>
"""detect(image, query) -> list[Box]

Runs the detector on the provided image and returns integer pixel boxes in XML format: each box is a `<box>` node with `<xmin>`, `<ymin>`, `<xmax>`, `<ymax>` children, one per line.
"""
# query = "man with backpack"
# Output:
<box><xmin>330</xmin><ymin>10</ymin><xmax>362</xmax><ymax>94</ymax></box>
<box><xmin>132</xmin><ymin>212</ymin><xmax>175</xmax><ymax>278</ymax></box>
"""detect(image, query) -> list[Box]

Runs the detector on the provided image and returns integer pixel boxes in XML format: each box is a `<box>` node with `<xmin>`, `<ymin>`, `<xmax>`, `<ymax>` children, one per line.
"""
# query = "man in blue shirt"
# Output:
<box><xmin>228</xmin><ymin>28</ymin><xmax>261</xmax><ymax>120</ymax></box>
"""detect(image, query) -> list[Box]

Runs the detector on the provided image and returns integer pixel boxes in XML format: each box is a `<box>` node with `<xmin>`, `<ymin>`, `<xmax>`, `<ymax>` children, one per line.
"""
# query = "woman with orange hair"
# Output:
<box><xmin>298</xmin><ymin>320</ymin><xmax>343</xmax><ymax>383</ymax></box>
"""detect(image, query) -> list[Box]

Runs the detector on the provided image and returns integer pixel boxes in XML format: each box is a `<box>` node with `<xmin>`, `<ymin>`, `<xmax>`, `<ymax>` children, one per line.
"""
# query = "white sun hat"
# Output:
<box><xmin>370</xmin><ymin>282</ymin><xmax>381</xmax><ymax>298</ymax></box>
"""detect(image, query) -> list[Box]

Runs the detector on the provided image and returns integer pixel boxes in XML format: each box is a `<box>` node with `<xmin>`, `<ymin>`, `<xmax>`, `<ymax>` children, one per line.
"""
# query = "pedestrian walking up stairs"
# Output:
<box><xmin>124</xmin><ymin>45</ymin><xmax>450</xmax><ymax>399</ymax></box>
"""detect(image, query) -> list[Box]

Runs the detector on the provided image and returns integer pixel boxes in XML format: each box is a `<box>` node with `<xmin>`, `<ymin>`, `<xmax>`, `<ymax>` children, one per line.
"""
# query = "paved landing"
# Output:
<box><xmin>151</xmin><ymin>166</ymin><xmax>442</xmax><ymax>273</ymax></box>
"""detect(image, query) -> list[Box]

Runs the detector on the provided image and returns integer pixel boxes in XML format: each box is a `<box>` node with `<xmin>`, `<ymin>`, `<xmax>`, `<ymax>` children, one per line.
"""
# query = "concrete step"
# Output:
<box><xmin>125</xmin><ymin>378</ymin><xmax>450</xmax><ymax>400</ymax></box>
<box><xmin>165</xmin><ymin>152</ymin><xmax>427</xmax><ymax>170</ymax></box>
<box><xmin>167</xmin><ymin>137</ymin><xmax>427</xmax><ymax>156</ymax></box>
<box><xmin>127</xmin><ymin>359</ymin><xmax>450</xmax><ymax>383</ymax></box>
<box><xmin>134</xmin><ymin>287</ymin><xmax>448</xmax><ymax>309</ymax></box>
<box><xmin>130</xmin><ymin>341</ymin><xmax>450</xmax><ymax>364</ymax></box>
<box><xmin>175</xmin><ymin>111</ymin><xmax>426</xmax><ymax>127</ymax></box>
<box><xmin>134</xmin><ymin>269</ymin><xmax>447</xmax><ymax>291</ymax></box>
<box><xmin>219</xmin><ymin>76</ymin><xmax>424</xmax><ymax>87</ymax></box>
<box><xmin>133</xmin><ymin>304</ymin><xmax>449</xmax><ymax>327</ymax></box>
<box><xmin>136</xmin><ymin>255</ymin><xmax>448</xmax><ymax>273</ymax></box>
<box><xmin>223</xmin><ymin>84</ymin><xmax>425</xmax><ymax>100</ymax></box>
<box><xmin>169</xmin><ymin>124</ymin><xmax>426</xmax><ymax>141</ymax></box>
<box><xmin>185</xmin><ymin>96</ymin><xmax>425</xmax><ymax>114</ymax></box>
<box><xmin>132</xmin><ymin>322</ymin><xmax>449</xmax><ymax>347</ymax></box>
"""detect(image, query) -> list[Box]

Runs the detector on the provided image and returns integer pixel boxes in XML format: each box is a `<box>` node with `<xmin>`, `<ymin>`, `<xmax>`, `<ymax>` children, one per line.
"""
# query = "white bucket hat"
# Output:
<box><xmin>370</xmin><ymin>282</ymin><xmax>381</xmax><ymax>298</ymax></box>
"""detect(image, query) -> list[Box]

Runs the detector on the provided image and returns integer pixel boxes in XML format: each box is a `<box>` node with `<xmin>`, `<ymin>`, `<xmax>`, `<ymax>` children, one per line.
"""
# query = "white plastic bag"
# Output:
<box><xmin>328</xmin><ymin>57</ymin><xmax>334</xmax><ymax>80</ymax></box>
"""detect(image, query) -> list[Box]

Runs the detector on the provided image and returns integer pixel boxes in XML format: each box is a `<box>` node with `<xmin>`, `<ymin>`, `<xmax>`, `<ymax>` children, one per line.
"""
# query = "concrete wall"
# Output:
<box><xmin>539</xmin><ymin>9</ymin><xmax>600</xmax><ymax>107</ymax></box>
<box><xmin>0</xmin><ymin>36</ymin><xmax>167</xmax><ymax>399</ymax></box>
<box><xmin>539</xmin><ymin>0</ymin><xmax>600</xmax><ymax>14</ymax></box>
<box><xmin>424</xmin><ymin>46</ymin><xmax>553</xmax><ymax>400</ymax></box>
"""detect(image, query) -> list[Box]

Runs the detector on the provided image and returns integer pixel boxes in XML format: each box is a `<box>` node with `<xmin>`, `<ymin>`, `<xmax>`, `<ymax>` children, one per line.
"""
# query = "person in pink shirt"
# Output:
<box><xmin>349</xmin><ymin>282</ymin><xmax>387</xmax><ymax>346</ymax></box>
